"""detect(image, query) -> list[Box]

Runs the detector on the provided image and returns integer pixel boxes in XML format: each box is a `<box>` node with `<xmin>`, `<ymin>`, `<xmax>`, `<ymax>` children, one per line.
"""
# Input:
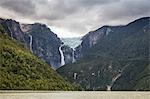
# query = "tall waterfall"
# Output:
<box><xmin>59</xmin><ymin>44</ymin><xmax>65</xmax><ymax>66</ymax></box>
<box><xmin>29</xmin><ymin>34</ymin><xmax>33</xmax><ymax>53</ymax></box>
<box><xmin>72</xmin><ymin>48</ymin><xmax>76</xmax><ymax>63</ymax></box>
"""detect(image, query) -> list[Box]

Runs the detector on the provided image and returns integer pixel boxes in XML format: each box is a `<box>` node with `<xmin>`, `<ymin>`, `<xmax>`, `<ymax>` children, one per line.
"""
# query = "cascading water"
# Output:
<box><xmin>60</xmin><ymin>37</ymin><xmax>81</xmax><ymax>64</ymax></box>
<box><xmin>112</xmin><ymin>74</ymin><xmax>121</xmax><ymax>83</ymax></box>
<box><xmin>73</xmin><ymin>73</ymin><xmax>77</xmax><ymax>79</ymax></box>
<box><xmin>28</xmin><ymin>34</ymin><xmax>33</xmax><ymax>53</ymax></box>
<box><xmin>59</xmin><ymin>44</ymin><xmax>65</xmax><ymax>66</ymax></box>
<box><xmin>106</xmin><ymin>64</ymin><xmax>128</xmax><ymax>91</ymax></box>
<box><xmin>107</xmin><ymin>73</ymin><xmax>122</xmax><ymax>91</ymax></box>
<box><xmin>72</xmin><ymin>48</ymin><xmax>76</xmax><ymax>63</ymax></box>
<box><xmin>107</xmin><ymin>85</ymin><xmax>111</xmax><ymax>91</ymax></box>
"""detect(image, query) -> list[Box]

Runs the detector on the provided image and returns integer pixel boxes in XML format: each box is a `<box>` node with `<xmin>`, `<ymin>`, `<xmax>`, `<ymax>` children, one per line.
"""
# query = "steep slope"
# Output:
<box><xmin>21</xmin><ymin>23</ymin><xmax>62</xmax><ymax>69</ymax></box>
<box><xmin>0</xmin><ymin>25</ymin><xmax>78</xmax><ymax>90</ymax></box>
<box><xmin>57</xmin><ymin>17</ymin><xmax>150</xmax><ymax>90</ymax></box>
<box><xmin>0</xmin><ymin>18</ymin><xmax>74</xmax><ymax>69</ymax></box>
<box><xmin>112</xmin><ymin>61</ymin><xmax>150</xmax><ymax>91</ymax></box>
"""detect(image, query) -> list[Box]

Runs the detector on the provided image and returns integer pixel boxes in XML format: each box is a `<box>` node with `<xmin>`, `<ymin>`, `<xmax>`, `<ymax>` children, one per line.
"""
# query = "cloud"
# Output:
<box><xmin>75</xmin><ymin>0</ymin><xmax>120</xmax><ymax>7</ymax></box>
<box><xmin>0</xmin><ymin>0</ymin><xmax>149</xmax><ymax>37</ymax></box>
<box><xmin>0</xmin><ymin>0</ymin><xmax>36</xmax><ymax>16</ymax></box>
<box><xmin>100</xmin><ymin>0</ymin><xmax>150</xmax><ymax>23</ymax></box>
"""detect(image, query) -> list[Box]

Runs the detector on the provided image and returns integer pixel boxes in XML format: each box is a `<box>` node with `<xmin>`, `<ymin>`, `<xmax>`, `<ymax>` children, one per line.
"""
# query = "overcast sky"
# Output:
<box><xmin>0</xmin><ymin>0</ymin><xmax>150</xmax><ymax>38</ymax></box>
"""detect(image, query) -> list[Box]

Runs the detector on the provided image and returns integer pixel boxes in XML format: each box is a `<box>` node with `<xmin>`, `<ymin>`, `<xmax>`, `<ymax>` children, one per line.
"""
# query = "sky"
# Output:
<box><xmin>0</xmin><ymin>0</ymin><xmax>150</xmax><ymax>38</ymax></box>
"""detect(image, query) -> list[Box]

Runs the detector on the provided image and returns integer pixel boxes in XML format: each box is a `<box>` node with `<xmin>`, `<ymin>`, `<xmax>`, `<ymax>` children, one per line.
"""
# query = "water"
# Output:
<box><xmin>107</xmin><ymin>85</ymin><xmax>111</xmax><ymax>91</ymax></box>
<box><xmin>61</xmin><ymin>37</ymin><xmax>82</xmax><ymax>63</ymax></box>
<box><xmin>107</xmin><ymin>73</ymin><xmax>122</xmax><ymax>91</ymax></box>
<box><xmin>59</xmin><ymin>45</ymin><xmax>65</xmax><ymax>66</ymax></box>
<box><xmin>73</xmin><ymin>73</ymin><xmax>77</xmax><ymax>79</ymax></box>
<box><xmin>112</xmin><ymin>74</ymin><xmax>121</xmax><ymax>83</ymax></box>
<box><xmin>28</xmin><ymin>34</ymin><xmax>33</xmax><ymax>53</ymax></box>
<box><xmin>72</xmin><ymin>48</ymin><xmax>76</xmax><ymax>63</ymax></box>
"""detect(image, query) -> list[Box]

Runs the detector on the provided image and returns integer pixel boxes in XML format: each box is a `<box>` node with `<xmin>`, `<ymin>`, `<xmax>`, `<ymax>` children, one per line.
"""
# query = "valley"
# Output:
<box><xmin>0</xmin><ymin>17</ymin><xmax>149</xmax><ymax>91</ymax></box>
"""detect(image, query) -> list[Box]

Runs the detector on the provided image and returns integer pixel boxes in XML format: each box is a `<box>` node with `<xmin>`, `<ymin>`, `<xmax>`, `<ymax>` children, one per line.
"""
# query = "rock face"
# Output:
<box><xmin>62</xmin><ymin>45</ymin><xmax>75</xmax><ymax>64</ymax></box>
<box><xmin>21</xmin><ymin>23</ymin><xmax>62</xmax><ymax>69</ymax></box>
<box><xmin>75</xmin><ymin>26</ymin><xmax>121</xmax><ymax>60</ymax></box>
<box><xmin>57</xmin><ymin>17</ymin><xmax>150</xmax><ymax>90</ymax></box>
<box><xmin>0</xmin><ymin>18</ymin><xmax>25</xmax><ymax>43</ymax></box>
<box><xmin>0</xmin><ymin>18</ymin><xmax>64</xmax><ymax>69</ymax></box>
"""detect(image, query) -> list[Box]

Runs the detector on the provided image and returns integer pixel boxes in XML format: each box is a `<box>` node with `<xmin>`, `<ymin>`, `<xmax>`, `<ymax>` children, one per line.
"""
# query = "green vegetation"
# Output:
<box><xmin>133</xmin><ymin>64</ymin><xmax>150</xmax><ymax>90</ymax></box>
<box><xmin>111</xmin><ymin>59</ymin><xmax>149</xmax><ymax>90</ymax></box>
<box><xmin>0</xmin><ymin>26</ymin><xmax>78</xmax><ymax>90</ymax></box>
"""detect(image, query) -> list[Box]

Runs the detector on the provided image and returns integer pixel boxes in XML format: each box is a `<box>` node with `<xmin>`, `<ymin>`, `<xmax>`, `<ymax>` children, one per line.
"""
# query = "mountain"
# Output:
<box><xmin>21</xmin><ymin>23</ymin><xmax>62</xmax><ymax>69</ymax></box>
<box><xmin>0</xmin><ymin>25</ymin><xmax>78</xmax><ymax>90</ymax></box>
<box><xmin>0</xmin><ymin>18</ymin><xmax>74</xmax><ymax>69</ymax></box>
<box><xmin>57</xmin><ymin>17</ymin><xmax>150</xmax><ymax>91</ymax></box>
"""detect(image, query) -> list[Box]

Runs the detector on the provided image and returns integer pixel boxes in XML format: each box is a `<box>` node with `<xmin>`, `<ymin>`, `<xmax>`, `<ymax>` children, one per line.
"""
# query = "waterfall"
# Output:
<box><xmin>112</xmin><ymin>74</ymin><xmax>121</xmax><ymax>83</ymax></box>
<box><xmin>98</xmin><ymin>71</ymin><xmax>100</xmax><ymax>77</ymax></box>
<box><xmin>73</xmin><ymin>73</ymin><xmax>77</xmax><ymax>79</ymax></box>
<box><xmin>72</xmin><ymin>48</ymin><xmax>76</xmax><ymax>63</ymax></box>
<box><xmin>29</xmin><ymin>34</ymin><xmax>33</xmax><ymax>53</ymax></box>
<box><xmin>106</xmin><ymin>64</ymin><xmax>128</xmax><ymax>91</ymax></box>
<box><xmin>107</xmin><ymin>73</ymin><xmax>122</xmax><ymax>91</ymax></box>
<box><xmin>59</xmin><ymin>44</ymin><xmax>65</xmax><ymax>66</ymax></box>
<box><xmin>107</xmin><ymin>85</ymin><xmax>111</xmax><ymax>91</ymax></box>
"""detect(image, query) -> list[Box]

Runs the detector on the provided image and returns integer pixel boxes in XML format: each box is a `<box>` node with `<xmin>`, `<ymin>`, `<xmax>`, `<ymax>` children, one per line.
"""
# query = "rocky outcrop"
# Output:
<box><xmin>61</xmin><ymin>45</ymin><xmax>75</xmax><ymax>64</ymax></box>
<box><xmin>75</xmin><ymin>26</ymin><xmax>120</xmax><ymax>60</ymax></box>
<box><xmin>75</xmin><ymin>16</ymin><xmax>149</xmax><ymax>60</ymax></box>
<box><xmin>0</xmin><ymin>18</ymin><xmax>25</xmax><ymax>43</ymax></box>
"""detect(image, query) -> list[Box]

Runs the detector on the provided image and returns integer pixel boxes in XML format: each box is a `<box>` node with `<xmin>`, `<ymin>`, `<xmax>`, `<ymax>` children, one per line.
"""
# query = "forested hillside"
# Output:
<box><xmin>0</xmin><ymin>25</ymin><xmax>78</xmax><ymax>90</ymax></box>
